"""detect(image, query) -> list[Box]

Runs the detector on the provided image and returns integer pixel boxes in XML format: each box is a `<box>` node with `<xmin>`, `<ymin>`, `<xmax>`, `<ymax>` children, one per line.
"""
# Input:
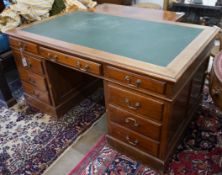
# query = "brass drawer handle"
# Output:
<box><xmin>76</xmin><ymin>61</ymin><xmax>90</xmax><ymax>72</ymax></box>
<box><xmin>47</xmin><ymin>53</ymin><xmax>58</xmax><ymax>62</ymax></box>
<box><xmin>28</xmin><ymin>78</ymin><xmax>35</xmax><ymax>84</ymax></box>
<box><xmin>125</xmin><ymin>98</ymin><xmax>141</xmax><ymax>110</ymax></box>
<box><xmin>126</xmin><ymin>135</ymin><xmax>138</xmax><ymax>146</ymax></box>
<box><xmin>49</xmin><ymin>58</ymin><xmax>58</xmax><ymax>62</ymax></box>
<box><xmin>32</xmin><ymin>91</ymin><xmax>40</xmax><ymax>98</ymax></box>
<box><xmin>125</xmin><ymin>117</ymin><xmax>139</xmax><ymax>127</ymax></box>
<box><xmin>27</xmin><ymin>64</ymin><xmax>32</xmax><ymax>68</ymax></box>
<box><xmin>124</xmin><ymin>76</ymin><xmax>141</xmax><ymax>88</ymax></box>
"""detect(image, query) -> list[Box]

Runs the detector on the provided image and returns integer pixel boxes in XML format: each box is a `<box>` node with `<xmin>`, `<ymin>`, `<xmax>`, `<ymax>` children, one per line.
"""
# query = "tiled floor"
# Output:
<box><xmin>44</xmin><ymin>114</ymin><xmax>107</xmax><ymax>175</ymax></box>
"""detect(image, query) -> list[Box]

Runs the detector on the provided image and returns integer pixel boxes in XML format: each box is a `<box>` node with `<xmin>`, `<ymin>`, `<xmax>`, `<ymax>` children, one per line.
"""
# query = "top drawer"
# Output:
<box><xmin>39</xmin><ymin>47</ymin><xmax>102</xmax><ymax>76</ymax></box>
<box><xmin>9</xmin><ymin>37</ymin><xmax>38</xmax><ymax>54</ymax></box>
<box><xmin>105</xmin><ymin>66</ymin><xmax>166</xmax><ymax>94</ymax></box>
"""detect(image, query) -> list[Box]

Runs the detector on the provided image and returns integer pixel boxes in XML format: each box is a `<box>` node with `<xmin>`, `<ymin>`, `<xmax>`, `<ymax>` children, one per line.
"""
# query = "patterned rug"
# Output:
<box><xmin>68</xmin><ymin>86</ymin><xmax>222</xmax><ymax>175</ymax></box>
<box><xmin>0</xmin><ymin>88</ymin><xmax>105</xmax><ymax>175</ymax></box>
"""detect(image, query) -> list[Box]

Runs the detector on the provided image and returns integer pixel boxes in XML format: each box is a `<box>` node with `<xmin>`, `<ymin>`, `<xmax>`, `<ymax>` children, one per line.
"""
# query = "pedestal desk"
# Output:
<box><xmin>6</xmin><ymin>5</ymin><xmax>219</xmax><ymax>172</ymax></box>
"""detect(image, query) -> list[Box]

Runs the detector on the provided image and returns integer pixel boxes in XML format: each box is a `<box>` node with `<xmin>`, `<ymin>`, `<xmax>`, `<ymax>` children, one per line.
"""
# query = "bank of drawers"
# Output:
<box><xmin>106</xmin><ymin>82</ymin><xmax>163</xmax><ymax>156</ymax></box>
<box><xmin>11</xmin><ymin>45</ymin><xmax>50</xmax><ymax>105</ymax></box>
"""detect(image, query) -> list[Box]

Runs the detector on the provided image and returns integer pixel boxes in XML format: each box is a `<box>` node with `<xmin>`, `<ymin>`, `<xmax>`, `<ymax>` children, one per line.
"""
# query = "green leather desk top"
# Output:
<box><xmin>23</xmin><ymin>11</ymin><xmax>203</xmax><ymax>67</ymax></box>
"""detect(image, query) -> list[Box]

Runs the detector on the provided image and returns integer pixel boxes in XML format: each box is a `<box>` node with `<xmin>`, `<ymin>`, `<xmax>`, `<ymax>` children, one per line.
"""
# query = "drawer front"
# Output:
<box><xmin>9</xmin><ymin>37</ymin><xmax>38</xmax><ymax>54</ymax></box>
<box><xmin>39</xmin><ymin>47</ymin><xmax>102</xmax><ymax>76</ymax></box>
<box><xmin>107</xmin><ymin>83</ymin><xmax>164</xmax><ymax>121</ymax></box>
<box><xmin>18</xmin><ymin>68</ymin><xmax>47</xmax><ymax>91</ymax></box>
<box><xmin>108</xmin><ymin>122</ymin><xmax>159</xmax><ymax>156</ymax></box>
<box><xmin>105</xmin><ymin>66</ymin><xmax>166</xmax><ymax>94</ymax></box>
<box><xmin>22</xmin><ymin>81</ymin><xmax>50</xmax><ymax>104</ymax></box>
<box><xmin>13</xmin><ymin>50</ymin><xmax>44</xmax><ymax>75</ymax></box>
<box><xmin>108</xmin><ymin>104</ymin><xmax>161</xmax><ymax>140</ymax></box>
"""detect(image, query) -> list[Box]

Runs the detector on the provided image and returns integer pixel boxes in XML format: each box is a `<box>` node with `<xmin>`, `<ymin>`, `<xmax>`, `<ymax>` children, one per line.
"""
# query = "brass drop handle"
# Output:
<box><xmin>126</xmin><ymin>135</ymin><xmax>138</xmax><ymax>146</ymax></box>
<box><xmin>76</xmin><ymin>61</ymin><xmax>90</xmax><ymax>72</ymax></box>
<box><xmin>28</xmin><ymin>77</ymin><xmax>35</xmax><ymax>84</ymax></box>
<box><xmin>32</xmin><ymin>90</ymin><xmax>39</xmax><ymax>98</ymax></box>
<box><xmin>125</xmin><ymin>98</ymin><xmax>141</xmax><ymax>110</ymax></box>
<box><xmin>47</xmin><ymin>53</ymin><xmax>58</xmax><ymax>62</ymax></box>
<box><xmin>125</xmin><ymin>117</ymin><xmax>139</xmax><ymax>127</ymax></box>
<box><xmin>27</xmin><ymin>63</ymin><xmax>32</xmax><ymax>68</ymax></box>
<box><xmin>124</xmin><ymin>76</ymin><xmax>141</xmax><ymax>88</ymax></box>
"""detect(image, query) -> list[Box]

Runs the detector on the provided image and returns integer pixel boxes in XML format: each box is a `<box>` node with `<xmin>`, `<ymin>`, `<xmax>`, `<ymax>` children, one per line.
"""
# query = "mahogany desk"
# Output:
<box><xmin>6</xmin><ymin>5</ymin><xmax>219</xmax><ymax>172</ymax></box>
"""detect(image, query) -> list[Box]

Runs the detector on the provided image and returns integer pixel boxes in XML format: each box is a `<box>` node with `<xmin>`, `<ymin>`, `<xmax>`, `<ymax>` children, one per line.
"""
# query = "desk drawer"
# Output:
<box><xmin>108</xmin><ymin>122</ymin><xmax>159</xmax><ymax>156</ymax></box>
<box><xmin>39</xmin><ymin>47</ymin><xmax>102</xmax><ymax>76</ymax></box>
<box><xmin>22</xmin><ymin>81</ymin><xmax>50</xmax><ymax>104</ymax></box>
<box><xmin>9</xmin><ymin>37</ymin><xmax>38</xmax><ymax>54</ymax></box>
<box><xmin>105</xmin><ymin>66</ymin><xmax>166</xmax><ymax>94</ymax></box>
<box><xmin>108</xmin><ymin>104</ymin><xmax>161</xmax><ymax>141</ymax></box>
<box><xmin>18</xmin><ymin>68</ymin><xmax>47</xmax><ymax>91</ymax></box>
<box><xmin>13</xmin><ymin>50</ymin><xmax>44</xmax><ymax>75</ymax></box>
<box><xmin>107</xmin><ymin>83</ymin><xmax>164</xmax><ymax>122</ymax></box>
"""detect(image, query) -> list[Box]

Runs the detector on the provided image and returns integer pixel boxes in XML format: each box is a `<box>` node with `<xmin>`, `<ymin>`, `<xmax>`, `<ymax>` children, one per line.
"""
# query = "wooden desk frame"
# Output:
<box><xmin>6</xmin><ymin>7</ymin><xmax>219</xmax><ymax>173</ymax></box>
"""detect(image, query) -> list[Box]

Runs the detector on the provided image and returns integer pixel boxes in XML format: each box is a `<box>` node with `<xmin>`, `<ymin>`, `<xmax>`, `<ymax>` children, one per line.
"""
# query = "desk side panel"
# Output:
<box><xmin>159</xmin><ymin>46</ymin><xmax>210</xmax><ymax>160</ymax></box>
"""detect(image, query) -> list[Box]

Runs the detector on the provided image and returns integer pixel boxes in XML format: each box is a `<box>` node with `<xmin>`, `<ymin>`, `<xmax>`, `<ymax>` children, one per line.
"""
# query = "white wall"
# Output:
<box><xmin>137</xmin><ymin>0</ymin><xmax>164</xmax><ymax>7</ymax></box>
